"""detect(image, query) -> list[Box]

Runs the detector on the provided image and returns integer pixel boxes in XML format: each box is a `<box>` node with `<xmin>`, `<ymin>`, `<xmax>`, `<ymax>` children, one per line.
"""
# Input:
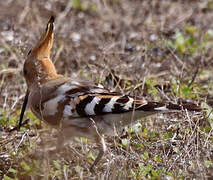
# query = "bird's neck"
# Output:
<box><xmin>33</xmin><ymin>58</ymin><xmax>63</xmax><ymax>86</ymax></box>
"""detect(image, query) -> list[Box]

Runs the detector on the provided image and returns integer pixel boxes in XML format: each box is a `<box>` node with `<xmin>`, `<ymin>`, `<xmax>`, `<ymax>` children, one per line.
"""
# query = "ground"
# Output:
<box><xmin>0</xmin><ymin>0</ymin><xmax>213</xmax><ymax>179</ymax></box>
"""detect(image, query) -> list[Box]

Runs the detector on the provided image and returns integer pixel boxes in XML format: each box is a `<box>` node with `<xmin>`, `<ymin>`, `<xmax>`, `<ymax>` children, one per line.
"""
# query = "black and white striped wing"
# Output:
<box><xmin>66</xmin><ymin>92</ymin><xmax>201</xmax><ymax>118</ymax></box>
<box><xmin>73</xmin><ymin>94</ymin><xmax>148</xmax><ymax>117</ymax></box>
<box><xmin>61</xmin><ymin>85</ymin><xmax>201</xmax><ymax>130</ymax></box>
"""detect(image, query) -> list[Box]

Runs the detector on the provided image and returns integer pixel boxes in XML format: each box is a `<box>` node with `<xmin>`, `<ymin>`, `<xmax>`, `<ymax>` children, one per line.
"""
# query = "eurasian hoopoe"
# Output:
<box><xmin>20</xmin><ymin>16</ymin><xmax>201</xmax><ymax>171</ymax></box>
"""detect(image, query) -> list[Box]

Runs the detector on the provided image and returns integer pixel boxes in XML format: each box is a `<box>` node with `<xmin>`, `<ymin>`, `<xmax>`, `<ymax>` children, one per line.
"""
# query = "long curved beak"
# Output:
<box><xmin>18</xmin><ymin>89</ymin><xmax>29</xmax><ymax>129</ymax></box>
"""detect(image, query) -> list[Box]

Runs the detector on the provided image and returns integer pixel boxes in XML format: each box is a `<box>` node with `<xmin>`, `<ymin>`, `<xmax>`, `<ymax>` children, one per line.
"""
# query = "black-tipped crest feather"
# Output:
<box><xmin>46</xmin><ymin>16</ymin><xmax>55</xmax><ymax>31</ymax></box>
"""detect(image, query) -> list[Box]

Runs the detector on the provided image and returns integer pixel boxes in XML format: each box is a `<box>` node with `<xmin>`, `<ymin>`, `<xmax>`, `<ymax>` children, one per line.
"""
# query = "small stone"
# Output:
<box><xmin>90</xmin><ymin>55</ymin><xmax>96</xmax><ymax>61</ymax></box>
<box><xmin>71</xmin><ymin>32</ymin><xmax>81</xmax><ymax>42</ymax></box>
<box><xmin>150</xmin><ymin>34</ymin><xmax>157</xmax><ymax>41</ymax></box>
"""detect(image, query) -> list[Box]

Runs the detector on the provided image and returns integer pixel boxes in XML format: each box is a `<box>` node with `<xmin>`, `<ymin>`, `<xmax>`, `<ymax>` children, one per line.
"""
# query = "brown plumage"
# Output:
<box><xmin>20</xmin><ymin>16</ymin><xmax>201</xmax><ymax>172</ymax></box>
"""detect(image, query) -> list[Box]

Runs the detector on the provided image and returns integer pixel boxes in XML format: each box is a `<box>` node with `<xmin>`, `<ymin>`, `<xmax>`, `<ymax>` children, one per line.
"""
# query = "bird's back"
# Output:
<box><xmin>28</xmin><ymin>77</ymin><xmax>200</xmax><ymax>136</ymax></box>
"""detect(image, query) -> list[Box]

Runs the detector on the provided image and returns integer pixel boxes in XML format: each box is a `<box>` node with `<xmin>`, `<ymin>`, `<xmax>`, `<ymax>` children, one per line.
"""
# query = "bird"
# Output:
<box><xmin>20</xmin><ymin>16</ymin><xmax>201</xmax><ymax>172</ymax></box>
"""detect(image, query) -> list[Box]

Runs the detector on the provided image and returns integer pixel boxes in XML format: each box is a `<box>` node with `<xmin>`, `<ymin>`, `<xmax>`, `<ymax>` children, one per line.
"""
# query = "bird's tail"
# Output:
<box><xmin>136</xmin><ymin>101</ymin><xmax>202</xmax><ymax>112</ymax></box>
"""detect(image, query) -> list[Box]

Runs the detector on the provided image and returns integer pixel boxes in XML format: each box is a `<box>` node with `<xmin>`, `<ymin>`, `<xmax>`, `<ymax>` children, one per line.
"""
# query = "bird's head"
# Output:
<box><xmin>23</xmin><ymin>16</ymin><xmax>60</xmax><ymax>89</ymax></box>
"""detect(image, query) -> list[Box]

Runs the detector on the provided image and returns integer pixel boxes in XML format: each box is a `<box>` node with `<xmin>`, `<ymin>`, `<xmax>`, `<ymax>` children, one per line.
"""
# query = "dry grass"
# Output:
<box><xmin>0</xmin><ymin>0</ymin><xmax>213</xmax><ymax>179</ymax></box>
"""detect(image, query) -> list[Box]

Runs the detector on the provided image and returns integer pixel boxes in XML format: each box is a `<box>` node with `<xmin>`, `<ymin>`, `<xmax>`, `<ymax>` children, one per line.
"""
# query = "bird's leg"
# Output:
<box><xmin>56</xmin><ymin>129</ymin><xmax>65</xmax><ymax>152</ymax></box>
<box><xmin>90</xmin><ymin>136</ymin><xmax>107</xmax><ymax>173</ymax></box>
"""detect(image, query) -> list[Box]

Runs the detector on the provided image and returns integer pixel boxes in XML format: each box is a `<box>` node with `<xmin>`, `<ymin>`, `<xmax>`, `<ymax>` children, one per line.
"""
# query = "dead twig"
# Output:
<box><xmin>188</xmin><ymin>66</ymin><xmax>199</xmax><ymax>88</ymax></box>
